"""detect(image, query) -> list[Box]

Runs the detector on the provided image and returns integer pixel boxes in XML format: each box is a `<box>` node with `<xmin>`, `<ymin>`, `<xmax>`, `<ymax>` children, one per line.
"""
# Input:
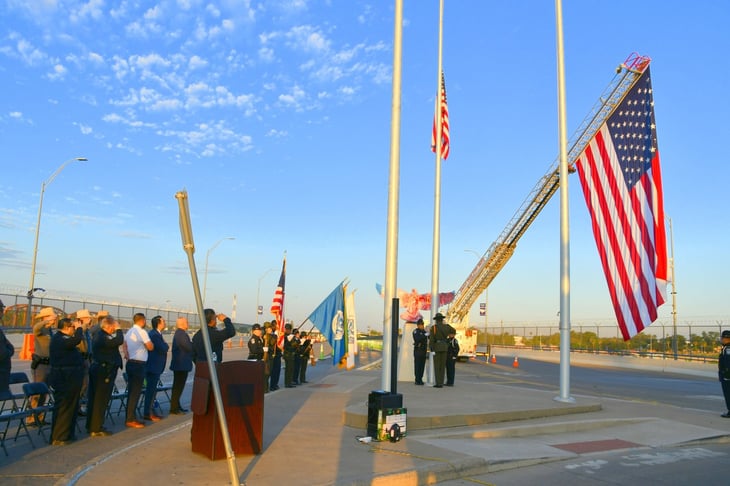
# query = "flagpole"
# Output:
<box><xmin>554</xmin><ymin>0</ymin><xmax>574</xmax><ymax>403</ymax></box>
<box><xmin>430</xmin><ymin>0</ymin><xmax>445</xmax><ymax>329</ymax></box>
<box><xmin>381</xmin><ymin>0</ymin><xmax>403</xmax><ymax>391</ymax></box>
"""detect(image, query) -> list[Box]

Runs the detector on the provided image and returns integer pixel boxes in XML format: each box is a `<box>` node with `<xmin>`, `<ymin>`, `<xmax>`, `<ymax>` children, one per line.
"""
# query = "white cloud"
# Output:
<box><xmin>188</xmin><ymin>55</ymin><xmax>207</xmax><ymax>70</ymax></box>
<box><xmin>266</xmin><ymin>129</ymin><xmax>288</xmax><ymax>138</ymax></box>
<box><xmin>144</xmin><ymin>5</ymin><xmax>163</xmax><ymax>21</ymax></box>
<box><xmin>71</xmin><ymin>0</ymin><xmax>105</xmax><ymax>23</ymax></box>
<box><xmin>287</xmin><ymin>25</ymin><xmax>331</xmax><ymax>52</ymax></box>
<box><xmin>78</xmin><ymin>123</ymin><xmax>93</xmax><ymax>135</ymax></box>
<box><xmin>9</xmin><ymin>111</ymin><xmax>23</xmax><ymax>119</ymax></box>
<box><xmin>47</xmin><ymin>63</ymin><xmax>67</xmax><ymax>80</ymax></box>
<box><xmin>258</xmin><ymin>47</ymin><xmax>275</xmax><ymax>62</ymax></box>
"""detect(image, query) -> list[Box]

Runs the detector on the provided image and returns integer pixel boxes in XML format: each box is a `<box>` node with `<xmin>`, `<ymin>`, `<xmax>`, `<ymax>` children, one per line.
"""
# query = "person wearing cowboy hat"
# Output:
<box><xmin>428</xmin><ymin>313</ymin><xmax>455</xmax><ymax>388</ymax></box>
<box><xmin>28</xmin><ymin>307</ymin><xmax>59</xmax><ymax>424</ymax></box>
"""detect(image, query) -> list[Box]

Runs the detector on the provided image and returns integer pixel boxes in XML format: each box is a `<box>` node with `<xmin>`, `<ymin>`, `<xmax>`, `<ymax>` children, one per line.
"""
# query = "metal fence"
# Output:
<box><xmin>0</xmin><ymin>292</ymin><xmax>200</xmax><ymax>331</ymax></box>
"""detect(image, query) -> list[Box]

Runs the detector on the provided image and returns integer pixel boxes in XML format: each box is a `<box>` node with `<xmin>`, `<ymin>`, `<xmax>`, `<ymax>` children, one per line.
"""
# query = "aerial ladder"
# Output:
<box><xmin>446</xmin><ymin>53</ymin><xmax>652</xmax><ymax>328</ymax></box>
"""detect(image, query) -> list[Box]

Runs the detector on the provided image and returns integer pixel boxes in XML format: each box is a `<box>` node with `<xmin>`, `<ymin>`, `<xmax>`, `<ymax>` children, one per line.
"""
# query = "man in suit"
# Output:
<box><xmin>169</xmin><ymin>317</ymin><xmax>192</xmax><ymax>414</ymax></box>
<box><xmin>192</xmin><ymin>309</ymin><xmax>235</xmax><ymax>363</ymax></box>
<box><xmin>143</xmin><ymin>316</ymin><xmax>169</xmax><ymax>421</ymax></box>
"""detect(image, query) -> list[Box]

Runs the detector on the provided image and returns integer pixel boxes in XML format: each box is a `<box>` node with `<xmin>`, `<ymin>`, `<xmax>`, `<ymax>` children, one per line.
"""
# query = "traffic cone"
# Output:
<box><xmin>239</xmin><ymin>336</ymin><xmax>244</xmax><ymax>347</ymax></box>
<box><xmin>227</xmin><ymin>339</ymin><xmax>232</xmax><ymax>349</ymax></box>
<box><xmin>513</xmin><ymin>356</ymin><xmax>519</xmax><ymax>368</ymax></box>
<box><xmin>490</xmin><ymin>354</ymin><xmax>496</xmax><ymax>364</ymax></box>
<box><xmin>19</xmin><ymin>334</ymin><xmax>32</xmax><ymax>360</ymax></box>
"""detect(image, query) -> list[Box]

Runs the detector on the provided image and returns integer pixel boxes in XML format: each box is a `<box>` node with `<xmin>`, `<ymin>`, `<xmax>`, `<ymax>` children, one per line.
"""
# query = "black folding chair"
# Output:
<box><xmin>0</xmin><ymin>406</ymin><xmax>34</xmax><ymax>455</ymax></box>
<box><xmin>21</xmin><ymin>382</ymin><xmax>53</xmax><ymax>443</ymax></box>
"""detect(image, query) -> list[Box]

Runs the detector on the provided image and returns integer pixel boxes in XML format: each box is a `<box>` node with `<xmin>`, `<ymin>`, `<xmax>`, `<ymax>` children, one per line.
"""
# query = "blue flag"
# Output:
<box><xmin>307</xmin><ymin>282</ymin><xmax>345</xmax><ymax>366</ymax></box>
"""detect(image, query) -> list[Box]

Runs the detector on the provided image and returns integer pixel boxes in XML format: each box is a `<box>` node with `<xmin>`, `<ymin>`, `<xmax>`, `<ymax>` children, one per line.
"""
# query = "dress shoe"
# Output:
<box><xmin>179</xmin><ymin>407</ymin><xmax>189</xmax><ymax>413</ymax></box>
<box><xmin>51</xmin><ymin>440</ymin><xmax>71</xmax><ymax>446</ymax></box>
<box><xmin>271</xmin><ymin>386</ymin><xmax>280</xmax><ymax>391</ymax></box>
<box><xmin>415</xmin><ymin>381</ymin><xmax>424</xmax><ymax>385</ymax></box>
<box><xmin>143</xmin><ymin>414</ymin><xmax>162</xmax><ymax>422</ymax></box>
<box><xmin>285</xmin><ymin>385</ymin><xmax>296</xmax><ymax>388</ymax></box>
<box><xmin>126</xmin><ymin>421</ymin><xmax>145</xmax><ymax>428</ymax></box>
<box><xmin>90</xmin><ymin>430</ymin><xmax>113</xmax><ymax>437</ymax></box>
<box><xmin>434</xmin><ymin>385</ymin><xmax>443</xmax><ymax>388</ymax></box>
<box><xmin>169</xmin><ymin>409</ymin><xmax>187</xmax><ymax>415</ymax></box>
<box><xmin>446</xmin><ymin>383</ymin><xmax>454</xmax><ymax>387</ymax></box>
<box><xmin>722</xmin><ymin>412</ymin><xmax>730</xmax><ymax>418</ymax></box>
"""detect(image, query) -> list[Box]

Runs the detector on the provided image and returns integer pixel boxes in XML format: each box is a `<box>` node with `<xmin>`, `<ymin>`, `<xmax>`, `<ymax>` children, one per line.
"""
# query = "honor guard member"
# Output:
<box><xmin>429</xmin><ymin>313</ymin><xmax>455</xmax><ymax>388</ymax></box>
<box><xmin>49</xmin><ymin>317</ymin><xmax>85</xmax><ymax>445</ymax></box>
<box><xmin>282</xmin><ymin>324</ymin><xmax>298</xmax><ymax>388</ymax></box>
<box><xmin>268</xmin><ymin>323</ymin><xmax>282</xmax><ymax>391</ymax></box>
<box><xmin>413</xmin><ymin>319</ymin><xmax>428</xmax><ymax>385</ymax></box>
<box><xmin>298</xmin><ymin>332</ymin><xmax>313</xmax><ymax>384</ymax></box>
<box><xmin>86</xmin><ymin>315</ymin><xmax>123</xmax><ymax>436</ymax></box>
<box><xmin>719</xmin><ymin>330</ymin><xmax>730</xmax><ymax>417</ymax></box>
<box><xmin>263</xmin><ymin>322</ymin><xmax>277</xmax><ymax>393</ymax></box>
<box><xmin>247</xmin><ymin>323</ymin><xmax>264</xmax><ymax>360</ymax></box>
<box><xmin>192</xmin><ymin>309</ymin><xmax>236</xmax><ymax>363</ymax></box>
<box><xmin>291</xmin><ymin>329</ymin><xmax>302</xmax><ymax>385</ymax></box>
<box><xmin>445</xmin><ymin>330</ymin><xmax>460</xmax><ymax>387</ymax></box>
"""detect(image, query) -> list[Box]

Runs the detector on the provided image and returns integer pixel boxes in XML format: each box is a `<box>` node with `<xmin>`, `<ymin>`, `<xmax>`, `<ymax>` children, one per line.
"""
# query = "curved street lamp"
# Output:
<box><xmin>26</xmin><ymin>157</ymin><xmax>88</xmax><ymax>327</ymax></box>
<box><xmin>202</xmin><ymin>237</ymin><xmax>235</xmax><ymax>304</ymax></box>
<box><xmin>255</xmin><ymin>268</ymin><xmax>275</xmax><ymax>324</ymax></box>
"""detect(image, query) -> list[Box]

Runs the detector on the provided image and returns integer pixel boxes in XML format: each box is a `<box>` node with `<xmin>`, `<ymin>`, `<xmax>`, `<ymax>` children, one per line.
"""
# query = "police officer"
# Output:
<box><xmin>247</xmin><ymin>323</ymin><xmax>264</xmax><ymax>360</ymax></box>
<box><xmin>719</xmin><ymin>330</ymin><xmax>730</xmax><ymax>418</ymax></box>
<box><xmin>412</xmin><ymin>319</ymin><xmax>428</xmax><ymax>385</ymax></box>
<box><xmin>298</xmin><ymin>331</ymin><xmax>313</xmax><ymax>384</ymax></box>
<box><xmin>49</xmin><ymin>317</ymin><xmax>85</xmax><ymax>445</ymax></box>
<box><xmin>87</xmin><ymin>315</ymin><xmax>123</xmax><ymax>436</ymax></box>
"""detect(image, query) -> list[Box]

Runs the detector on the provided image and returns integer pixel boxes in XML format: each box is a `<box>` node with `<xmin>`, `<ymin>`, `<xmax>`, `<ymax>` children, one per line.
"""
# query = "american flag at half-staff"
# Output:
<box><xmin>431</xmin><ymin>70</ymin><xmax>450</xmax><ymax>160</ymax></box>
<box><xmin>575</xmin><ymin>66</ymin><xmax>668</xmax><ymax>341</ymax></box>
<box><xmin>270</xmin><ymin>256</ymin><xmax>286</xmax><ymax>347</ymax></box>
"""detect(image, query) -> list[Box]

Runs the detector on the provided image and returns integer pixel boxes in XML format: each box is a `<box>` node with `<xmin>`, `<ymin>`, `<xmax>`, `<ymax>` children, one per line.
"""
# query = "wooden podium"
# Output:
<box><xmin>191</xmin><ymin>360</ymin><xmax>264</xmax><ymax>459</ymax></box>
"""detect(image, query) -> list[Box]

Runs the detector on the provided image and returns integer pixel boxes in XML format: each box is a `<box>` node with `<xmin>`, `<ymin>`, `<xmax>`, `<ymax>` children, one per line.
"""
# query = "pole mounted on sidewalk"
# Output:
<box><xmin>176</xmin><ymin>190</ymin><xmax>240</xmax><ymax>486</ymax></box>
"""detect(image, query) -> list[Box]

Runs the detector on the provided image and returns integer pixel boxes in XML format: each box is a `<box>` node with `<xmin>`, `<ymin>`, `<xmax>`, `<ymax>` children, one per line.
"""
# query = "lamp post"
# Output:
<box><xmin>26</xmin><ymin>157</ymin><xmax>88</xmax><ymax>327</ymax></box>
<box><xmin>255</xmin><ymin>268</ymin><xmax>275</xmax><ymax>324</ymax></box>
<box><xmin>202</xmin><ymin>237</ymin><xmax>235</xmax><ymax>304</ymax></box>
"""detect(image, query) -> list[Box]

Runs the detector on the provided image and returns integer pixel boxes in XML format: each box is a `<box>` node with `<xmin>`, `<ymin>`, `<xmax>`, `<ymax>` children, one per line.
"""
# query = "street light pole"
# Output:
<box><xmin>256</xmin><ymin>268</ymin><xmax>275</xmax><ymax>324</ymax></box>
<box><xmin>26</xmin><ymin>157</ymin><xmax>88</xmax><ymax>327</ymax></box>
<box><xmin>202</xmin><ymin>237</ymin><xmax>235</xmax><ymax>305</ymax></box>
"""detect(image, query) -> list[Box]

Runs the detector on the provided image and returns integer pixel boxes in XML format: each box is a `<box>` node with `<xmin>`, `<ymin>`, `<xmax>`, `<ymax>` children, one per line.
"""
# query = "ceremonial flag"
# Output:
<box><xmin>431</xmin><ymin>71</ymin><xmax>450</xmax><ymax>159</ymax></box>
<box><xmin>575</xmin><ymin>66</ymin><xmax>668</xmax><ymax>340</ymax></box>
<box><xmin>307</xmin><ymin>282</ymin><xmax>345</xmax><ymax>366</ymax></box>
<box><xmin>270</xmin><ymin>257</ymin><xmax>286</xmax><ymax>347</ymax></box>
<box><xmin>345</xmin><ymin>290</ymin><xmax>358</xmax><ymax>369</ymax></box>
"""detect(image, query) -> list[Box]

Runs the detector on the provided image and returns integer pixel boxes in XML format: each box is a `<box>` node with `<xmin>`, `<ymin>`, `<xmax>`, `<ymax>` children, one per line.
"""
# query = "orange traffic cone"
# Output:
<box><xmin>19</xmin><ymin>334</ymin><xmax>32</xmax><ymax>360</ymax></box>
<box><xmin>513</xmin><ymin>356</ymin><xmax>519</xmax><ymax>368</ymax></box>
<box><xmin>239</xmin><ymin>336</ymin><xmax>244</xmax><ymax>348</ymax></box>
<box><xmin>490</xmin><ymin>354</ymin><xmax>496</xmax><ymax>364</ymax></box>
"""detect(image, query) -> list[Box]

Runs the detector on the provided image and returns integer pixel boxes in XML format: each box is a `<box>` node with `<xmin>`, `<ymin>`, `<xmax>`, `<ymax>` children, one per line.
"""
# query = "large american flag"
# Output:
<box><xmin>431</xmin><ymin>71</ymin><xmax>450</xmax><ymax>160</ymax></box>
<box><xmin>270</xmin><ymin>257</ymin><xmax>286</xmax><ymax>347</ymax></box>
<box><xmin>576</xmin><ymin>66</ymin><xmax>668</xmax><ymax>341</ymax></box>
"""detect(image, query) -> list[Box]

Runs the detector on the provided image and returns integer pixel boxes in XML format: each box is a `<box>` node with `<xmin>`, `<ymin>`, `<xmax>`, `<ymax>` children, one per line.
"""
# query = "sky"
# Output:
<box><xmin>1</xmin><ymin>1</ymin><xmax>728</xmax><ymax>333</ymax></box>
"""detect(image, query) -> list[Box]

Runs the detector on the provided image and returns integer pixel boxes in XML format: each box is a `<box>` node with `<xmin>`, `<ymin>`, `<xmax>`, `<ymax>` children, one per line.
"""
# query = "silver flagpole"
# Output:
<box><xmin>430</xmin><ymin>0</ymin><xmax>445</xmax><ymax>332</ymax></box>
<box><xmin>382</xmin><ymin>0</ymin><xmax>403</xmax><ymax>391</ymax></box>
<box><xmin>554</xmin><ymin>0</ymin><xmax>574</xmax><ymax>403</ymax></box>
<box><xmin>175</xmin><ymin>191</ymin><xmax>240</xmax><ymax>485</ymax></box>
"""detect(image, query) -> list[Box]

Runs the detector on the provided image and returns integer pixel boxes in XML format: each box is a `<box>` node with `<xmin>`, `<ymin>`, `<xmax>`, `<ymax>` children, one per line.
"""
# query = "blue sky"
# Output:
<box><xmin>1</xmin><ymin>1</ymin><xmax>728</xmax><ymax>332</ymax></box>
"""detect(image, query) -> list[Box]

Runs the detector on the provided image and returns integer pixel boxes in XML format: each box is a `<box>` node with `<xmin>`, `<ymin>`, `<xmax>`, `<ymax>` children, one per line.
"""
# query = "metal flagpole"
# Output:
<box><xmin>175</xmin><ymin>190</ymin><xmax>240</xmax><ymax>485</ymax></box>
<box><xmin>554</xmin><ymin>0</ymin><xmax>574</xmax><ymax>403</ymax></box>
<box><xmin>381</xmin><ymin>0</ymin><xmax>403</xmax><ymax>391</ymax></box>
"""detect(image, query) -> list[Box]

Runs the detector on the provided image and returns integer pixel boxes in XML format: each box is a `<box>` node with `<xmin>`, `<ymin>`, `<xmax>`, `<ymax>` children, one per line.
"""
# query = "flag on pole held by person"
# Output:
<box><xmin>270</xmin><ymin>257</ymin><xmax>286</xmax><ymax>347</ymax></box>
<box><xmin>575</xmin><ymin>66</ymin><xmax>668</xmax><ymax>341</ymax></box>
<box><xmin>431</xmin><ymin>71</ymin><xmax>450</xmax><ymax>160</ymax></box>
<box><xmin>307</xmin><ymin>282</ymin><xmax>346</xmax><ymax>366</ymax></box>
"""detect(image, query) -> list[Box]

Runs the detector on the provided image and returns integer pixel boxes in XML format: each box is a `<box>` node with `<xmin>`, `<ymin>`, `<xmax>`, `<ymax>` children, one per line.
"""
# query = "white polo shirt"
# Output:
<box><xmin>125</xmin><ymin>324</ymin><xmax>151</xmax><ymax>361</ymax></box>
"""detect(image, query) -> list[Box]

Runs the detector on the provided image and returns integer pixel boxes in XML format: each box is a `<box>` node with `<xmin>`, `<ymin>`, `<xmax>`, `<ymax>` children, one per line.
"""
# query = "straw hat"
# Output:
<box><xmin>97</xmin><ymin>310</ymin><xmax>110</xmax><ymax>318</ymax></box>
<box><xmin>76</xmin><ymin>309</ymin><xmax>92</xmax><ymax>320</ymax></box>
<box><xmin>36</xmin><ymin>307</ymin><xmax>56</xmax><ymax>320</ymax></box>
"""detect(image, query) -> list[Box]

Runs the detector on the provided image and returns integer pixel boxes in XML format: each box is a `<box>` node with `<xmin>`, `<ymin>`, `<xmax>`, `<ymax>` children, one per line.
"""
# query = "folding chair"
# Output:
<box><xmin>156</xmin><ymin>377</ymin><xmax>173</xmax><ymax>408</ymax></box>
<box><xmin>0</xmin><ymin>407</ymin><xmax>34</xmax><ymax>455</ymax></box>
<box><xmin>106</xmin><ymin>381</ymin><xmax>127</xmax><ymax>425</ymax></box>
<box><xmin>21</xmin><ymin>382</ymin><xmax>53</xmax><ymax>443</ymax></box>
<box><xmin>0</xmin><ymin>372</ymin><xmax>30</xmax><ymax>413</ymax></box>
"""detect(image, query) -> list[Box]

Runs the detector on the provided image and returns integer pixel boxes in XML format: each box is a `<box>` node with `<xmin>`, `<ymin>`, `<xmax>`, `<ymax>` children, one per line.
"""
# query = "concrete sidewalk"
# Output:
<box><xmin>1</xmin><ymin>346</ymin><xmax>728</xmax><ymax>486</ymax></box>
<box><xmin>31</xmin><ymin>359</ymin><xmax>726</xmax><ymax>486</ymax></box>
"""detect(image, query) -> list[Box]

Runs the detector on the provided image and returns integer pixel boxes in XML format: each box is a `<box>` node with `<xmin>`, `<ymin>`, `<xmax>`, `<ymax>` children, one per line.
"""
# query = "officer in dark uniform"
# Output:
<box><xmin>719</xmin><ymin>330</ymin><xmax>730</xmax><ymax>417</ymax></box>
<box><xmin>86</xmin><ymin>315</ymin><xmax>124</xmax><ymax>436</ymax></box>
<box><xmin>412</xmin><ymin>319</ymin><xmax>428</xmax><ymax>385</ymax></box>
<box><xmin>192</xmin><ymin>309</ymin><xmax>236</xmax><ymax>363</ymax></box>
<box><xmin>268</xmin><ymin>322</ymin><xmax>282</xmax><ymax>391</ymax></box>
<box><xmin>49</xmin><ymin>317</ymin><xmax>85</xmax><ymax>445</ymax></box>
<box><xmin>297</xmin><ymin>332</ymin><xmax>313</xmax><ymax>384</ymax></box>
<box><xmin>429</xmin><ymin>313</ymin><xmax>455</xmax><ymax>388</ymax></box>
<box><xmin>445</xmin><ymin>330</ymin><xmax>460</xmax><ymax>386</ymax></box>
<box><xmin>283</xmin><ymin>323</ymin><xmax>299</xmax><ymax>388</ymax></box>
<box><xmin>247</xmin><ymin>324</ymin><xmax>264</xmax><ymax>360</ymax></box>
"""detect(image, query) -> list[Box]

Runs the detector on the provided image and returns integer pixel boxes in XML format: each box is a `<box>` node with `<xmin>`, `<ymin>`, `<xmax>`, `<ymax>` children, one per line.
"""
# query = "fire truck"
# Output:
<box><xmin>453</xmin><ymin>327</ymin><xmax>478</xmax><ymax>361</ymax></box>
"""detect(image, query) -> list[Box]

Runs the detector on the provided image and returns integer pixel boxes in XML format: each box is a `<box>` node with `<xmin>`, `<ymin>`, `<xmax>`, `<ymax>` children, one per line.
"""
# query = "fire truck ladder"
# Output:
<box><xmin>446</xmin><ymin>53</ymin><xmax>652</xmax><ymax>327</ymax></box>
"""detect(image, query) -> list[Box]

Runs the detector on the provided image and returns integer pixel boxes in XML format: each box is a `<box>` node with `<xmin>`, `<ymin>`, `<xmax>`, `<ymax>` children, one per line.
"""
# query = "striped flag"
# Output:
<box><xmin>431</xmin><ymin>71</ymin><xmax>450</xmax><ymax>159</ymax></box>
<box><xmin>270</xmin><ymin>257</ymin><xmax>286</xmax><ymax>347</ymax></box>
<box><xmin>575</xmin><ymin>66</ymin><xmax>668</xmax><ymax>341</ymax></box>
